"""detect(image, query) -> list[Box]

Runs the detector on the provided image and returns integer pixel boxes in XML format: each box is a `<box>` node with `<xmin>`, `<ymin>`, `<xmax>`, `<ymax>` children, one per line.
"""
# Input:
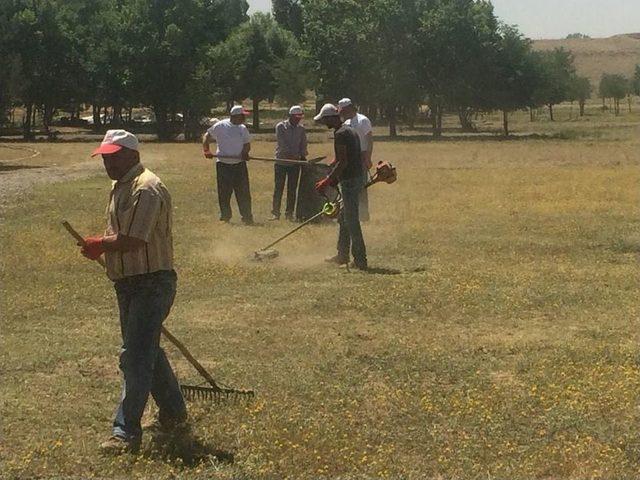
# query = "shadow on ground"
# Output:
<box><xmin>0</xmin><ymin>163</ymin><xmax>45</xmax><ymax>172</ymax></box>
<box><xmin>143</xmin><ymin>432</ymin><xmax>234</xmax><ymax>467</ymax></box>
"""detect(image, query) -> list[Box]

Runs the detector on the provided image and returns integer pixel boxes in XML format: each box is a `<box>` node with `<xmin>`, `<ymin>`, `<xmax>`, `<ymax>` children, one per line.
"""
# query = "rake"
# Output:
<box><xmin>252</xmin><ymin>161</ymin><xmax>397</xmax><ymax>261</ymax></box>
<box><xmin>62</xmin><ymin>221</ymin><xmax>254</xmax><ymax>403</ymax></box>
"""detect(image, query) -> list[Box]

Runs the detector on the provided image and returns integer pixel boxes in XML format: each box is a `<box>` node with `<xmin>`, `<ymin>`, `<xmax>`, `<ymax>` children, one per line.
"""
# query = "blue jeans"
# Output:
<box><xmin>112</xmin><ymin>270</ymin><xmax>186</xmax><ymax>442</ymax></box>
<box><xmin>337</xmin><ymin>175</ymin><xmax>367</xmax><ymax>267</ymax></box>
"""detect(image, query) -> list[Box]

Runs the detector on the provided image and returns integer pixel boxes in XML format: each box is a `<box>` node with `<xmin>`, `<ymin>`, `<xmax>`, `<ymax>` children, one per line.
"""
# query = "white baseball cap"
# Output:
<box><xmin>91</xmin><ymin>129</ymin><xmax>139</xmax><ymax>157</ymax></box>
<box><xmin>230</xmin><ymin>105</ymin><xmax>251</xmax><ymax>116</ymax></box>
<box><xmin>314</xmin><ymin>103</ymin><xmax>339</xmax><ymax>121</ymax></box>
<box><xmin>289</xmin><ymin>105</ymin><xmax>304</xmax><ymax>116</ymax></box>
<box><xmin>338</xmin><ymin>98</ymin><xmax>353</xmax><ymax>110</ymax></box>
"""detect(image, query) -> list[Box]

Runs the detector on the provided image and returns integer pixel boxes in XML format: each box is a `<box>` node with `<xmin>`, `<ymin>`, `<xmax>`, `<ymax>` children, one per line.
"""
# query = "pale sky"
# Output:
<box><xmin>247</xmin><ymin>0</ymin><xmax>640</xmax><ymax>40</ymax></box>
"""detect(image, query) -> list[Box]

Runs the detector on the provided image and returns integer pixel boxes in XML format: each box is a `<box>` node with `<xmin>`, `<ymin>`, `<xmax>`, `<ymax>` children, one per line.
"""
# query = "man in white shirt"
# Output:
<box><xmin>202</xmin><ymin>105</ymin><xmax>254</xmax><ymax>225</ymax></box>
<box><xmin>338</xmin><ymin>98</ymin><xmax>373</xmax><ymax>221</ymax></box>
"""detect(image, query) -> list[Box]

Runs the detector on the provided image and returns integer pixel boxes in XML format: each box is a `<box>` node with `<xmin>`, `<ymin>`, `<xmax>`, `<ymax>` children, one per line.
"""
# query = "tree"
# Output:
<box><xmin>272</xmin><ymin>0</ymin><xmax>304</xmax><ymax>38</ymax></box>
<box><xmin>632</xmin><ymin>65</ymin><xmax>640</xmax><ymax>96</ymax></box>
<box><xmin>302</xmin><ymin>0</ymin><xmax>371</xmax><ymax>104</ymax></box>
<box><xmin>487</xmin><ymin>25</ymin><xmax>539</xmax><ymax>136</ymax></box>
<box><xmin>599</xmin><ymin>73</ymin><xmax>628</xmax><ymax>115</ymax></box>
<box><xmin>417</xmin><ymin>0</ymin><xmax>502</xmax><ymax>136</ymax></box>
<box><xmin>532</xmin><ymin>48</ymin><xmax>576</xmax><ymax>121</ymax></box>
<box><xmin>272</xmin><ymin>52</ymin><xmax>315</xmax><ymax>105</ymax></box>
<box><xmin>569</xmin><ymin>76</ymin><xmax>591</xmax><ymax>117</ymax></box>
<box><xmin>124</xmin><ymin>0</ymin><xmax>249</xmax><ymax>139</ymax></box>
<box><xmin>566</xmin><ymin>33</ymin><xmax>590</xmax><ymax>39</ymax></box>
<box><xmin>210</xmin><ymin>13</ymin><xmax>307</xmax><ymax>131</ymax></box>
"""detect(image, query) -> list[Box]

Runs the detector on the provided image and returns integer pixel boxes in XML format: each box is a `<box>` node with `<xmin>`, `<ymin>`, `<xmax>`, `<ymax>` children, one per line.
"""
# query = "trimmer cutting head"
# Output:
<box><xmin>251</xmin><ymin>249</ymin><xmax>280</xmax><ymax>262</ymax></box>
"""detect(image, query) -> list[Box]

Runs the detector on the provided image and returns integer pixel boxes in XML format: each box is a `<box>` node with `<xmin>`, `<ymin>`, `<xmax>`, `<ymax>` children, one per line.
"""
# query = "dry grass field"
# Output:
<box><xmin>1</xmin><ymin>107</ymin><xmax>640</xmax><ymax>479</ymax></box>
<box><xmin>534</xmin><ymin>34</ymin><xmax>640</xmax><ymax>85</ymax></box>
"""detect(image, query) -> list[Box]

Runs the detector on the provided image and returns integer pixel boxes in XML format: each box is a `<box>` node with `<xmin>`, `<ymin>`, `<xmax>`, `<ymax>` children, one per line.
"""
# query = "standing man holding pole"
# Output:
<box><xmin>313</xmin><ymin>103</ymin><xmax>367</xmax><ymax>271</ymax></box>
<box><xmin>202</xmin><ymin>105</ymin><xmax>254</xmax><ymax>225</ymax></box>
<box><xmin>271</xmin><ymin>105</ymin><xmax>308</xmax><ymax>221</ymax></box>
<box><xmin>338</xmin><ymin>98</ymin><xmax>373</xmax><ymax>221</ymax></box>
<box><xmin>78</xmin><ymin>130</ymin><xmax>188</xmax><ymax>454</ymax></box>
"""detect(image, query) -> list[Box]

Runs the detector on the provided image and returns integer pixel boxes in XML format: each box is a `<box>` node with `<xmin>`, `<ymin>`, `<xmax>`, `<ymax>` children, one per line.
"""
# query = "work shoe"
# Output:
<box><xmin>325</xmin><ymin>255</ymin><xmax>348</xmax><ymax>265</ymax></box>
<box><xmin>351</xmin><ymin>261</ymin><xmax>368</xmax><ymax>272</ymax></box>
<box><xmin>99</xmin><ymin>435</ymin><xmax>140</xmax><ymax>455</ymax></box>
<box><xmin>268</xmin><ymin>214</ymin><xmax>280</xmax><ymax>221</ymax></box>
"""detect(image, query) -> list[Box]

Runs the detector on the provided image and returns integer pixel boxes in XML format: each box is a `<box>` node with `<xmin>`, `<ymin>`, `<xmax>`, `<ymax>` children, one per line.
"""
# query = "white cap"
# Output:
<box><xmin>313</xmin><ymin>103</ymin><xmax>339</xmax><ymax>121</ymax></box>
<box><xmin>91</xmin><ymin>129</ymin><xmax>139</xmax><ymax>157</ymax></box>
<box><xmin>289</xmin><ymin>105</ymin><xmax>304</xmax><ymax>116</ymax></box>
<box><xmin>230</xmin><ymin>105</ymin><xmax>250</xmax><ymax>116</ymax></box>
<box><xmin>338</xmin><ymin>98</ymin><xmax>353</xmax><ymax>110</ymax></box>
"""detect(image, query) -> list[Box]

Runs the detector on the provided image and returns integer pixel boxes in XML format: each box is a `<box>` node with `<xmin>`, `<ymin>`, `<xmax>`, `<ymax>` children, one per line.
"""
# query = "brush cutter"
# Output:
<box><xmin>252</xmin><ymin>161</ymin><xmax>397</xmax><ymax>261</ymax></box>
<box><xmin>62</xmin><ymin>221</ymin><xmax>254</xmax><ymax>403</ymax></box>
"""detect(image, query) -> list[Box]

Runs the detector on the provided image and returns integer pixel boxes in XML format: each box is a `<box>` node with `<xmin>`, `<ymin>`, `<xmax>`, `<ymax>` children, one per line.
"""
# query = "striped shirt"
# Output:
<box><xmin>104</xmin><ymin>163</ymin><xmax>173</xmax><ymax>281</ymax></box>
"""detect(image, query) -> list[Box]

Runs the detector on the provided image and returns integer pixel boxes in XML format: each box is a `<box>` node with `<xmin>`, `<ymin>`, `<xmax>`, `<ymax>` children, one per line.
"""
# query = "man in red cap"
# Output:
<box><xmin>79</xmin><ymin>129</ymin><xmax>187</xmax><ymax>454</ymax></box>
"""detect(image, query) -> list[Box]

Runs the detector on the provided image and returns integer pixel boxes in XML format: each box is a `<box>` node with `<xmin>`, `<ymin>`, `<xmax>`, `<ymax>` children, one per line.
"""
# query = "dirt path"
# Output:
<box><xmin>0</xmin><ymin>145</ymin><xmax>102</xmax><ymax>215</ymax></box>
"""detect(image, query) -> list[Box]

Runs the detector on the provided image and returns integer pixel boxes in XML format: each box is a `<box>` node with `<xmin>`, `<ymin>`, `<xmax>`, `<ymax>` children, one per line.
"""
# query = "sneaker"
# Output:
<box><xmin>325</xmin><ymin>255</ymin><xmax>348</xmax><ymax>265</ymax></box>
<box><xmin>99</xmin><ymin>435</ymin><xmax>140</xmax><ymax>455</ymax></box>
<box><xmin>268</xmin><ymin>214</ymin><xmax>280</xmax><ymax>221</ymax></box>
<box><xmin>351</xmin><ymin>261</ymin><xmax>368</xmax><ymax>271</ymax></box>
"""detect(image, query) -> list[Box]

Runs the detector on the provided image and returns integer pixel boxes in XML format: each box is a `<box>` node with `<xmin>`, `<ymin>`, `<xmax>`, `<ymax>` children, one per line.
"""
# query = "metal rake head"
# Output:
<box><xmin>180</xmin><ymin>384</ymin><xmax>255</xmax><ymax>403</ymax></box>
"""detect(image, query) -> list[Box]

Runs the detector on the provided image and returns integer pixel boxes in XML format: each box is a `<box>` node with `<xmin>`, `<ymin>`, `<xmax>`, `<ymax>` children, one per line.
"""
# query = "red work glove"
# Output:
<box><xmin>80</xmin><ymin>236</ymin><xmax>106</xmax><ymax>261</ymax></box>
<box><xmin>328</xmin><ymin>158</ymin><xmax>337</xmax><ymax>167</ymax></box>
<box><xmin>203</xmin><ymin>149</ymin><xmax>214</xmax><ymax>159</ymax></box>
<box><xmin>315</xmin><ymin>177</ymin><xmax>335</xmax><ymax>194</ymax></box>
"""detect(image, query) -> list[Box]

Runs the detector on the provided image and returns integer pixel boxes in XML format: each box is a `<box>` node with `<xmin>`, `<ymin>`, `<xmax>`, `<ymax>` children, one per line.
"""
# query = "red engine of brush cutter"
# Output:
<box><xmin>371</xmin><ymin>161</ymin><xmax>397</xmax><ymax>185</ymax></box>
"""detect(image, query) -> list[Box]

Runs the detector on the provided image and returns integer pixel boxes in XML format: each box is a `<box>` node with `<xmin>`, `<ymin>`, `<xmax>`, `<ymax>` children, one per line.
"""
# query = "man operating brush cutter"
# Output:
<box><xmin>78</xmin><ymin>130</ymin><xmax>188</xmax><ymax>455</ymax></box>
<box><xmin>314</xmin><ymin>103</ymin><xmax>368</xmax><ymax>271</ymax></box>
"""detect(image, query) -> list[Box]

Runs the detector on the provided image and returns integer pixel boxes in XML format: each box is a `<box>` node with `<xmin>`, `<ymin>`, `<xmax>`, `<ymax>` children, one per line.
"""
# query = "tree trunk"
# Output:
<box><xmin>431</xmin><ymin>104</ymin><xmax>443</xmax><ymax>138</ymax></box>
<box><xmin>23</xmin><ymin>103</ymin><xmax>33</xmax><ymax>140</ymax></box>
<box><xmin>92</xmin><ymin>104</ymin><xmax>102</xmax><ymax>128</ymax></box>
<box><xmin>529</xmin><ymin>107</ymin><xmax>534</xmax><ymax>122</ymax></box>
<box><xmin>387</xmin><ymin>106</ymin><xmax>397</xmax><ymax>137</ymax></box>
<box><xmin>502</xmin><ymin>110</ymin><xmax>509</xmax><ymax>137</ymax></box>
<box><xmin>602</xmin><ymin>97</ymin><xmax>606</xmax><ymax>111</ymax></box>
<box><xmin>579</xmin><ymin>100</ymin><xmax>585</xmax><ymax>117</ymax></box>
<box><xmin>548</xmin><ymin>104</ymin><xmax>554</xmax><ymax>121</ymax></box>
<box><xmin>252</xmin><ymin>98</ymin><xmax>260</xmax><ymax>132</ymax></box>
<box><xmin>155</xmin><ymin>104</ymin><xmax>170</xmax><ymax>140</ymax></box>
<box><xmin>627</xmin><ymin>95</ymin><xmax>632</xmax><ymax>113</ymax></box>
<box><xmin>458</xmin><ymin>108</ymin><xmax>475</xmax><ymax>132</ymax></box>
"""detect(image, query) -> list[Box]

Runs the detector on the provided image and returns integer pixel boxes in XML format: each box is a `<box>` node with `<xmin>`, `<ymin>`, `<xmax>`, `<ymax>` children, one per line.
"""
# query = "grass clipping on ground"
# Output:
<box><xmin>1</xmin><ymin>121</ymin><xmax>640</xmax><ymax>479</ymax></box>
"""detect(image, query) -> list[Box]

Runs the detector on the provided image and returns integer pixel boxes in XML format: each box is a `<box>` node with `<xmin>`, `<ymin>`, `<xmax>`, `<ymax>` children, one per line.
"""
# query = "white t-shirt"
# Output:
<box><xmin>344</xmin><ymin>113</ymin><xmax>372</xmax><ymax>152</ymax></box>
<box><xmin>207</xmin><ymin>119</ymin><xmax>251</xmax><ymax>164</ymax></box>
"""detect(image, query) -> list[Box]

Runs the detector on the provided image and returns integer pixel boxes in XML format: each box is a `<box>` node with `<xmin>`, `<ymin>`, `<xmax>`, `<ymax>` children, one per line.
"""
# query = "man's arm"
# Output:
<box><xmin>202</xmin><ymin>131</ymin><xmax>215</xmax><ymax>158</ymax></box>
<box><xmin>362</xmin><ymin>132</ymin><xmax>374</xmax><ymax>169</ymax></box>
<box><xmin>101</xmin><ymin>234</ymin><xmax>146</xmax><ymax>252</ymax></box>
<box><xmin>300</xmin><ymin>128</ymin><xmax>309</xmax><ymax>160</ymax></box>
<box><xmin>241</xmin><ymin>142</ymin><xmax>250</xmax><ymax>161</ymax></box>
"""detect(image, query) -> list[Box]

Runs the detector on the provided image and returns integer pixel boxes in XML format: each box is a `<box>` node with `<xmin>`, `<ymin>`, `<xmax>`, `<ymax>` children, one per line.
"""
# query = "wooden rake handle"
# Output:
<box><xmin>61</xmin><ymin>220</ymin><xmax>222</xmax><ymax>392</ymax></box>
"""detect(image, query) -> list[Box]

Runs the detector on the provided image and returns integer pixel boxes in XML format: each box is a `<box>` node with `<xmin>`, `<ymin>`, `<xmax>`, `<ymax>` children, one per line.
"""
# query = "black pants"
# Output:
<box><xmin>272</xmin><ymin>164</ymin><xmax>300</xmax><ymax>218</ymax></box>
<box><xmin>216</xmin><ymin>162</ymin><xmax>253</xmax><ymax>222</ymax></box>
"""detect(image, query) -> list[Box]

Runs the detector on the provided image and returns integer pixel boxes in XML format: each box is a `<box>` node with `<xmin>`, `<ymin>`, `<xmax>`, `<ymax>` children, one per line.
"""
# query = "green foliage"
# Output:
<box><xmin>599</xmin><ymin>74</ymin><xmax>629</xmax><ymax>100</ymax></box>
<box><xmin>272</xmin><ymin>0</ymin><xmax>304</xmax><ymax>38</ymax></box>
<box><xmin>632</xmin><ymin>65</ymin><xmax>640</xmax><ymax>96</ymax></box>
<box><xmin>210</xmin><ymin>13</ymin><xmax>308</xmax><ymax>129</ymax></box>
<box><xmin>566</xmin><ymin>33</ymin><xmax>591</xmax><ymax>39</ymax></box>
<box><xmin>531</xmin><ymin>48</ymin><xmax>576</xmax><ymax>119</ymax></box>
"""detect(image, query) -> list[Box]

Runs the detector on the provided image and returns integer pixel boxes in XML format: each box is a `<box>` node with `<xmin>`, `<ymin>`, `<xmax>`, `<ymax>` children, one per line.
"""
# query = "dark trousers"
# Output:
<box><xmin>272</xmin><ymin>164</ymin><xmax>300</xmax><ymax>218</ymax></box>
<box><xmin>216</xmin><ymin>162</ymin><xmax>253</xmax><ymax>222</ymax></box>
<box><xmin>359</xmin><ymin>166</ymin><xmax>370</xmax><ymax>221</ymax></box>
<box><xmin>337</xmin><ymin>176</ymin><xmax>367</xmax><ymax>267</ymax></box>
<box><xmin>112</xmin><ymin>270</ymin><xmax>186</xmax><ymax>442</ymax></box>
<box><xmin>296</xmin><ymin>164</ymin><xmax>327</xmax><ymax>222</ymax></box>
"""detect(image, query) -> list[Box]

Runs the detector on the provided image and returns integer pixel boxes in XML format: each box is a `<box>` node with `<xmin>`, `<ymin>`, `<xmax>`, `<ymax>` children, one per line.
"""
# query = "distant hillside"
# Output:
<box><xmin>533</xmin><ymin>34</ymin><xmax>640</xmax><ymax>85</ymax></box>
